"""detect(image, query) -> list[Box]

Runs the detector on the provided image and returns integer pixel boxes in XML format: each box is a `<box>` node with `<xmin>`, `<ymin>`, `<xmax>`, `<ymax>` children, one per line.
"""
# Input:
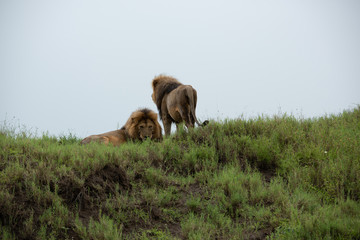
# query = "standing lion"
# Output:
<box><xmin>81</xmin><ymin>108</ymin><xmax>162</xmax><ymax>146</ymax></box>
<box><xmin>151</xmin><ymin>75</ymin><xmax>208</xmax><ymax>136</ymax></box>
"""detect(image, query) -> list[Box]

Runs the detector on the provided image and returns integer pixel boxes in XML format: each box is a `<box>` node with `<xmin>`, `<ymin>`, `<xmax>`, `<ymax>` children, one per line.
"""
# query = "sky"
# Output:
<box><xmin>1</xmin><ymin>0</ymin><xmax>360</xmax><ymax>138</ymax></box>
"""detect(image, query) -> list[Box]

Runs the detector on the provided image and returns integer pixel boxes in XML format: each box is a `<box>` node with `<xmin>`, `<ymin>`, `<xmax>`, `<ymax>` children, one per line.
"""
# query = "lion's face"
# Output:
<box><xmin>125</xmin><ymin>108</ymin><xmax>162</xmax><ymax>142</ymax></box>
<box><xmin>137</xmin><ymin>119</ymin><xmax>155</xmax><ymax>140</ymax></box>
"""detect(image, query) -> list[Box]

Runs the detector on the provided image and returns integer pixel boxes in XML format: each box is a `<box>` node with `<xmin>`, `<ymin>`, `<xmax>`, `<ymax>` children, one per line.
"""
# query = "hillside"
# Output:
<box><xmin>1</xmin><ymin>107</ymin><xmax>360</xmax><ymax>240</ymax></box>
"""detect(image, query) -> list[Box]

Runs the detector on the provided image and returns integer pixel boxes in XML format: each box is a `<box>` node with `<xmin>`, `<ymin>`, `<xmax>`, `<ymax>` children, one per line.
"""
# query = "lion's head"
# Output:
<box><xmin>124</xmin><ymin>108</ymin><xmax>162</xmax><ymax>141</ymax></box>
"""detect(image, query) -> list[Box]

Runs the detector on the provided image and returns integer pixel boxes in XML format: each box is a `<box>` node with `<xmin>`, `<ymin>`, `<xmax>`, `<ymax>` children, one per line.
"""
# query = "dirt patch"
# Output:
<box><xmin>119</xmin><ymin>180</ymin><xmax>189</xmax><ymax>239</ymax></box>
<box><xmin>0</xmin><ymin>183</ymin><xmax>51</xmax><ymax>239</ymax></box>
<box><xmin>58</xmin><ymin>172</ymin><xmax>82</xmax><ymax>206</ymax></box>
<box><xmin>61</xmin><ymin>164</ymin><xmax>131</xmax><ymax>208</ymax></box>
<box><xmin>56</xmin><ymin>163</ymin><xmax>132</xmax><ymax>239</ymax></box>
<box><xmin>121</xmin><ymin>200</ymin><xmax>183</xmax><ymax>239</ymax></box>
<box><xmin>260</xmin><ymin>168</ymin><xmax>276</xmax><ymax>183</ymax></box>
<box><xmin>82</xmin><ymin>164</ymin><xmax>131</xmax><ymax>199</ymax></box>
<box><xmin>243</xmin><ymin>227</ymin><xmax>273</xmax><ymax>240</ymax></box>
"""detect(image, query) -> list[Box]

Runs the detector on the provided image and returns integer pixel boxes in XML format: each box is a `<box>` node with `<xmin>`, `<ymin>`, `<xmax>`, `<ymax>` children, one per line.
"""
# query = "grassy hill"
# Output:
<box><xmin>1</xmin><ymin>107</ymin><xmax>359</xmax><ymax>240</ymax></box>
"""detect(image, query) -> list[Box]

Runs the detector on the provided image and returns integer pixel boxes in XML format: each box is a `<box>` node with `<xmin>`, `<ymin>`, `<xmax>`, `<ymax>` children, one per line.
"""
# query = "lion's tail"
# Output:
<box><xmin>186</xmin><ymin>87</ymin><xmax>209</xmax><ymax>127</ymax></box>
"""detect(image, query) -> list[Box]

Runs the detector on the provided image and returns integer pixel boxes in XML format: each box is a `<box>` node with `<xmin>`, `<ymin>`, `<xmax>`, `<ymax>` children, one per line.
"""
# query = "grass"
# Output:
<box><xmin>0</xmin><ymin>106</ymin><xmax>359</xmax><ymax>239</ymax></box>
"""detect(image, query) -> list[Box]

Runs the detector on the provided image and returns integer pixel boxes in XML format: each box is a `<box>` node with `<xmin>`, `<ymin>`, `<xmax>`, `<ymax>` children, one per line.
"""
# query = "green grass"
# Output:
<box><xmin>1</xmin><ymin>106</ymin><xmax>359</xmax><ymax>239</ymax></box>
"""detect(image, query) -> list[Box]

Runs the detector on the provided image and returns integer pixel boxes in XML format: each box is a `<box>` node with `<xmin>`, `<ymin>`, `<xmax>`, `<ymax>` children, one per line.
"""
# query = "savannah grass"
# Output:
<box><xmin>0</xmin><ymin>106</ymin><xmax>359</xmax><ymax>239</ymax></box>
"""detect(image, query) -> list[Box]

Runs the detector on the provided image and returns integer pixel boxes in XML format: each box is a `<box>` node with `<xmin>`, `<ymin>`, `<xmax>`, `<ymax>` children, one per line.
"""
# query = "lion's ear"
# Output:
<box><xmin>148</xmin><ymin>111</ymin><xmax>158</xmax><ymax>122</ymax></box>
<box><xmin>130</xmin><ymin>111</ymin><xmax>143</xmax><ymax>124</ymax></box>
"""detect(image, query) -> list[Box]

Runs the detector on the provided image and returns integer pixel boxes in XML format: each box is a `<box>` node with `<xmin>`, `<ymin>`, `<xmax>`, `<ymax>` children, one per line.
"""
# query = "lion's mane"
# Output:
<box><xmin>123</xmin><ymin>108</ymin><xmax>162</xmax><ymax>141</ymax></box>
<box><xmin>151</xmin><ymin>75</ymin><xmax>182</xmax><ymax>120</ymax></box>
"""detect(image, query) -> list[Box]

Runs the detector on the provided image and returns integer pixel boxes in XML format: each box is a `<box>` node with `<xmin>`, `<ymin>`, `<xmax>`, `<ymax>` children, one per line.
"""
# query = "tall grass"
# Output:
<box><xmin>0</xmin><ymin>106</ymin><xmax>359</xmax><ymax>239</ymax></box>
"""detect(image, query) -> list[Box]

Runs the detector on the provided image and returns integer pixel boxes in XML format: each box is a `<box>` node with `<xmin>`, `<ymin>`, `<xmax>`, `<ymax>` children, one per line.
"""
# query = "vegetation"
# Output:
<box><xmin>0</xmin><ymin>106</ymin><xmax>359</xmax><ymax>240</ymax></box>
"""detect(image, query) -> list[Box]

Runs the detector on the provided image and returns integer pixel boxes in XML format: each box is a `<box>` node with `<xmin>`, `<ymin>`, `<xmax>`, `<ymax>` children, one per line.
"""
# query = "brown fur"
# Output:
<box><xmin>151</xmin><ymin>75</ymin><xmax>208</xmax><ymax>136</ymax></box>
<box><xmin>81</xmin><ymin>108</ymin><xmax>162</xmax><ymax>146</ymax></box>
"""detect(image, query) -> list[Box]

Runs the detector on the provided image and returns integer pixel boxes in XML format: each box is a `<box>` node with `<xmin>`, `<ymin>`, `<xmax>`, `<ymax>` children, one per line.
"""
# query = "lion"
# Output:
<box><xmin>151</xmin><ymin>75</ymin><xmax>208</xmax><ymax>136</ymax></box>
<box><xmin>80</xmin><ymin>108</ymin><xmax>162</xmax><ymax>146</ymax></box>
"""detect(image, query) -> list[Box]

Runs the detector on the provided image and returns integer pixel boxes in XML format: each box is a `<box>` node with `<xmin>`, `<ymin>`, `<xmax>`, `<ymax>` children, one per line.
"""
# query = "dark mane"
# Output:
<box><xmin>138</xmin><ymin>108</ymin><xmax>152</xmax><ymax>117</ymax></box>
<box><xmin>152</xmin><ymin>75</ymin><xmax>182</xmax><ymax>120</ymax></box>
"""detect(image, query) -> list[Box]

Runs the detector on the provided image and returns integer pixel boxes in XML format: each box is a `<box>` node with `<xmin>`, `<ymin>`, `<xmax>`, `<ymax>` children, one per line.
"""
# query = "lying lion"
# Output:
<box><xmin>81</xmin><ymin>108</ymin><xmax>162</xmax><ymax>146</ymax></box>
<box><xmin>151</xmin><ymin>75</ymin><xmax>208</xmax><ymax>136</ymax></box>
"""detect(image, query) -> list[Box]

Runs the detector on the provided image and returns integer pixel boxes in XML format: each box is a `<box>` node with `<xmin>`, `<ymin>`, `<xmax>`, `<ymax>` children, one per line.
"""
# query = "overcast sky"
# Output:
<box><xmin>1</xmin><ymin>0</ymin><xmax>359</xmax><ymax>137</ymax></box>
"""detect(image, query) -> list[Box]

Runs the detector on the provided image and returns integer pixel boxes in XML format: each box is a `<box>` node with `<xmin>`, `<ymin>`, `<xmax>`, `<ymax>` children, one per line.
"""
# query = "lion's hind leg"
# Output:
<box><xmin>98</xmin><ymin>136</ymin><xmax>110</xmax><ymax>145</ymax></box>
<box><xmin>106</xmin><ymin>135</ymin><xmax>126</xmax><ymax>146</ymax></box>
<box><xmin>81</xmin><ymin>135</ymin><xmax>110</xmax><ymax>145</ymax></box>
<box><xmin>163</xmin><ymin>117</ymin><xmax>173</xmax><ymax>136</ymax></box>
<box><xmin>179</xmin><ymin>106</ymin><xmax>194</xmax><ymax>129</ymax></box>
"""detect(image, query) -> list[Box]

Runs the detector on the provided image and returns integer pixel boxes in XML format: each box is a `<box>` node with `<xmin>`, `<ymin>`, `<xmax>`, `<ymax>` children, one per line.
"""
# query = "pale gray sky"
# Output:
<box><xmin>1</xmin><ymin>0</ymin><xmax>359</xmax><ymax>137</ymax></box>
